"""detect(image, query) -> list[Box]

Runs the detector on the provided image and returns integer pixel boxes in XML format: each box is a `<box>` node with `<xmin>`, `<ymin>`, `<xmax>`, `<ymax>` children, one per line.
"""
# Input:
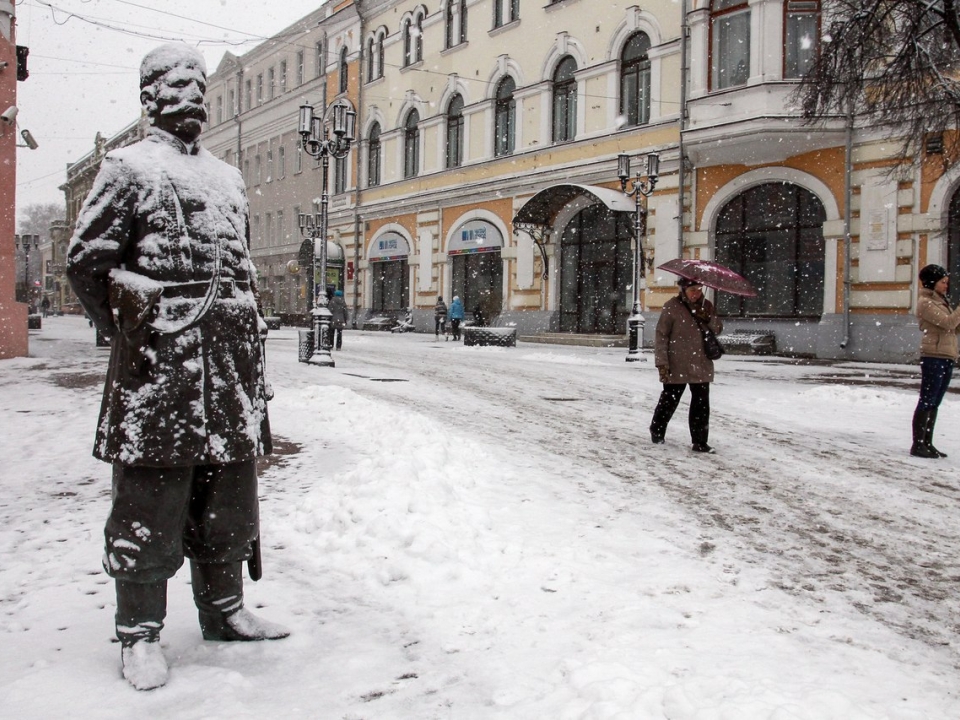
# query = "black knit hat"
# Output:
<box><xmin>919</xmin><ymin>264</ymin><xmax>948</xmax><ymax>290</ymax></box>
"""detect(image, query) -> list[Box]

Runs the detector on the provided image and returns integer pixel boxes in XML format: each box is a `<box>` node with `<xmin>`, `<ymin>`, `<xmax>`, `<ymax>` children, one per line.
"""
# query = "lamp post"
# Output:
<box><xmin>15</xmin><ymin>234</ymin><xmax>39</xmax><ymax>309</ymax></box>
<box><xmin>617</xmin><ymin>152</ymin><xmax>659</xmax><ymax>362</ymax></box>
<box><xmin>297</xmin><ymin>101</ymin><xmax>356</xmax><ymax>367</ymax></box>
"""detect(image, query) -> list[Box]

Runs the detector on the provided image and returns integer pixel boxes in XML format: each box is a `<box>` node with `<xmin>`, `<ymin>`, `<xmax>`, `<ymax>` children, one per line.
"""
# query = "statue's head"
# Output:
<box><xmin>140</xmin><ymin>44</ymin><xmax>208</xmax><ymax>143</ymax></box>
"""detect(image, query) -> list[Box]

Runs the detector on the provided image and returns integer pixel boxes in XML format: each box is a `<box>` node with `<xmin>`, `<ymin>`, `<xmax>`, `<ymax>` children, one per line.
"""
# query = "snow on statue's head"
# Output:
<box><xmin>139</xmin><ymin>44</ymin><xmax>208</xmax><ymax>142</ymax></box>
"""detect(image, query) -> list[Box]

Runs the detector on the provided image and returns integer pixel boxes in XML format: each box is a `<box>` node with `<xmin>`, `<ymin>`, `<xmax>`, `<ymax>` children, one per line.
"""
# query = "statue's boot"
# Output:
<box><xmin>190</xmin><ymin>562</ymin><xmax>290</xmax><ymax>642</ymax></box>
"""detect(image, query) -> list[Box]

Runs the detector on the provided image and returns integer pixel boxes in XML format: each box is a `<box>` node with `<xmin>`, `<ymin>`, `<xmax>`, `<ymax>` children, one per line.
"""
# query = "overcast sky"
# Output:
<box><xmin>13</xmin><ymin>0</ymin><xmax>326</xmax><ymax>223</ymax></box>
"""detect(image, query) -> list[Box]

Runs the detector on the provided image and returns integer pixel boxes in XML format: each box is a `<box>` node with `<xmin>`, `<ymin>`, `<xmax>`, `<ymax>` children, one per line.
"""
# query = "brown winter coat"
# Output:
<box><xmin>917</xmin><ymin>287</ymin><xmax>960</xmax><ymax>360</ymax></box>
<box><xmin>654</xmin><ymin>294</ymin><xmax>724</xmax><ymax>384</ymax></box>
<box><xmin>67</xmin><ymin>129</ymin><xmax>271</xmax><ymax>467</ymax></box>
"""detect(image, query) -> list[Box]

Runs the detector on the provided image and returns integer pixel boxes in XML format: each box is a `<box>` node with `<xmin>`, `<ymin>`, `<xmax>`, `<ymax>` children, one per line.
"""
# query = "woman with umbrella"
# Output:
<box><xmin>650</xmin><ymin>259</ymin><xmax>754</xmax><ymax>453</ymax></box>
<box><xmin>651</xmin><ymin>277</ymin><xmax>724</xmax><ymax>453</ymax></box>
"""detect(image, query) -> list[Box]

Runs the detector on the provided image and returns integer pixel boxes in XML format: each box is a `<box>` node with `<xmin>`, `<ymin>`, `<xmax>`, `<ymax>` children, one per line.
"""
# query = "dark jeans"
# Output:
<box><xmin>650</xmin><ymin>383</ymin><xmax>710</xmax><ymax>445</ymax></box>
<box><xmin>435</xmin><ymin>317</ymin><xmax>446</xmax><ymax>336</ymax></box>
<box><xmin>450</xmin><ymin>318</ymin><xmax>461</xmax><ymax>339</ymax></box>
<box><xmin>104</xmin><ymin>460</ymin><xmax>259</xmax><ymax>583</ymax></box>
<box><xmin>917</xmin><ymin>357</ymin><xmax>954</xmax><ymax>411</ymax></box>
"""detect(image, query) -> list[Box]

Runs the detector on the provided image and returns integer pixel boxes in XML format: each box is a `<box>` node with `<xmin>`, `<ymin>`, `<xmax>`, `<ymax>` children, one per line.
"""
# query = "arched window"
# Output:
<box><xmin>403</xmin><ymin>18</ymin><xmax>413</xmax><ymax>66</ymax></box>
<box><xmin>784</xmin><ymin>0</ymin><xmax>819</xmax><ymax>79</ymax></box>
<box><xmin>494</xmin><ymin>77</ymin><xmax>516</xmax><ymax>157</ymax></box>
<box><xmin>366</xmin><ymin>38</ymin><xmax>375</xmax><ymax>82</ymax></box>
<box><xmin>376</xmin><ymin>33</ymin><xmax>385</xmax><ymax>79</ymax></box>
<box><xmin>714</xmin><ymin>183</ymin><xmax>826</xmax><ymax>317</ymax></box>
<box><xmin>414</xmin><ymin>12</ymin><xmax>424</xmax><ymax>62</ymax></box>
<box><xmin>446</xmin><ymin>94</ymin><xmax>465</xmax><ymax>169</ymax></box>
<box><xmin>338</xmin><ymin>46</ymin><xmax>349</xmax><ymax>94</ymax></box>
<box><xmin>552</xmin><ymin>56</ymin><xmax>577</xmax><ymax>144</ymax></box>
<box><xmin>404</xmin><ymin>109</ymin><xmax>420</xmax><ymax>178</ymax></box>
<box><xmin>711</xmin><ymin>0</ymin><xmax>750</xmax><ymax>89</ymax></box>
<box><xmin>367</xmin><ymin>122</ymin><xmax>381</xmax><ymax>188</ymax></box>
<box><xmin>620</xmin><ymin>32</ymin><xmax>651</xmax><ymax>127</ymax></box>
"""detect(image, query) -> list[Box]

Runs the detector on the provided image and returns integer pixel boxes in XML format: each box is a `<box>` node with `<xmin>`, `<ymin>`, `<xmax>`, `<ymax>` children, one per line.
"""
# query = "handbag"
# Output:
<box><xmin>686</xmin><ymin>302</ymin><xmax>725</xmax><ymax>360</ymax></box>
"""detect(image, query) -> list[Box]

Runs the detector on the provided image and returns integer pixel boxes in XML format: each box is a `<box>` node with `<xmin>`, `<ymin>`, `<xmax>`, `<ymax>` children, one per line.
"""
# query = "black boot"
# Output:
<box><xmin>115</xmin><ymin>580</ymin><xmax>168</xmax><ymax>690</ymax></box>
<box><xmin>927</xmin><ymin>408</ymin><xmax>948</xmax><ymax>457</ymax></box>
<box><xmin>911</xmin><ymin>409</ymin><xmax>940</xmax><ymax>458</ymax></box>
<box><xmin>191</xmin><ymin>562</ymin><xmax>289</xmax><ymax>642</ymax></box>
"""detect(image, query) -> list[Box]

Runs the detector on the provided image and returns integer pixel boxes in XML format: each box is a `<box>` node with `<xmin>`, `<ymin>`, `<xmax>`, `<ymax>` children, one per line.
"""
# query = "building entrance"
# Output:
<box><xmin>558</xmin><ymin>204</ymin><xmax>632</xmax><ymax>334</ymax></box>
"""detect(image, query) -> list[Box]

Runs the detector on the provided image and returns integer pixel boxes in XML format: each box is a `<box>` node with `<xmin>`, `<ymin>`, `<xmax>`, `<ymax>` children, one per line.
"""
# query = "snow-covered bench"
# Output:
<box><xmin>463</xmin><ymin>326</ymin><xmax>517</xmax><ymax>347</ymax></box>
<box><xmin>721</xmin><ymin>331</ymin><xmax>776</xmax><ymax>355</ymax></box>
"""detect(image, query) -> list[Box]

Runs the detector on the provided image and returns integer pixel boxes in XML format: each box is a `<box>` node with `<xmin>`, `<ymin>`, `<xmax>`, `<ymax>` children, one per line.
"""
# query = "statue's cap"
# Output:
<box><xmin>140</xmin><ymin>44</ymin><xmax>206</xmax><ymax>89</ymax></box>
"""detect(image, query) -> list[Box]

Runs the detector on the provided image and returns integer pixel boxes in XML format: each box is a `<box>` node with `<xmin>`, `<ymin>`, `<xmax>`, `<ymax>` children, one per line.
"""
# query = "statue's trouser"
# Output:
<box><xmin>105</xmin><ymin>460</ymin><xmax>259</xmax><ymax>645</ymax></box>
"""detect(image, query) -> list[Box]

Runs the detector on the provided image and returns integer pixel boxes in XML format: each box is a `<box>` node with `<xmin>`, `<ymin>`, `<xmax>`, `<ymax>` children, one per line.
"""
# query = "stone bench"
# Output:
<box><xmin>463</xmin><ymin>326</ymin><xmax>517</xmax><ymax>347</ymax></box>
<box><xmin>264</xmin><ymin>316</ymin><xmax>282</xmax><ymax>330</ymax></box>
<box><xmin>721</xmin><ymin>332</ymin><xmax>776</xmax><ymax>355</ymax></box>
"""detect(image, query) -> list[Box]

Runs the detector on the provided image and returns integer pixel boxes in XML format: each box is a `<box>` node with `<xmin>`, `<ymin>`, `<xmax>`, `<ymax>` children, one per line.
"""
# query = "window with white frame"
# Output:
<box><xmin>280</xmin><ymin>60</ymin><xmax>287</xmax><ymax>93</ymax></box>
<box><xmin>339</xmin><ymin>46</ymin><xmax>349</xmax><ymax>93</ymax></box>
<box><xmin>266</xmin><ymin>148</ymin><xmax>273</xmax><ymax>182</ymax></box>
<box><xmin>446</xmin><ymin>94</ymin><xmax>464</xmax><ymax>169</ymax></box>
<box><xmin>216</xmin><ymin>95</ymin><xmax>223</xmax><ymax>124</ymax></box>
<box><xmin>268</xmin><ymin>67</ymin><xmax>275</xmax><ymax>99</ymax></box>
<box><xmin>367</xmin><ymin>37</ymin><xmax>376</xmax><ymax>81</ymax></box>
<box><xmin>494</xmin><ymin>76</ymin><xmax>515</xmax><ymax>157</ymax></box>
<box><xmin>552</xmin><ymin>56</ymin><xmax>577</xmax><ymax>143</ymax></box>
<box><xmin>711</xmin><ymin>0</ymin><xmax>750</xmax><ymax>90</ymax></box>
<box><xmin>784</xmin><ymin>0</ymin><xmax>819</xmax><ymax>79</ymax></box>
<box><xmin>334</xmin><ymin>155</ymin><xmax>347</xmax><ymax>194</ymax></box>
<box><xmin>296</xmin><ymin>139</ymin><xmax>303</xmax><ymax>174</ymax></box>
<box><xmin>414</xmin><ymin>12</ymin><xmax>424</xmax><ymax>61</ymax></box>
<box><xmin>278</xmin><ymin>145</ymin><xmax>286</xmax><ymax>179</ymax></box>
<box><xmin>367</xmin><ymin>122</ymin><xmax>381</xmax><ymax>187</ymax></box>
<box><xmin>403</xmin><ymin>19</ymin><xmax>413</xmax><ymax>66</ymax></box>
<box><xmin>316</xmin><ymin>39</ymin><xmax>326</xmax><ymax>77</ymax></box>
<box><xmin>257</xmin><ymin>73</ymin><xmax>264</xmax><ymax>105</ymax></box>
<box><xmin>277</xmin><ymin>210</ymin><xmax>285</xmax><ymax>244</ymax></box>
<box><xmin>297</xmin><ymin>51</ymin><xmax>305</xmax><ymax>85</ymax></box>
<box><xmin>404</xmin><ymin>109</ymin><xmax>420</xmax><ymax>178</ymax></box>
<box><xmin>494</xmin><ymin>0</ymin><xmax>519</xmax><ymax>28</ymax></box>
<box><xmin>445</xmin><ymin>1</ymin><xmax>455</xmax><ymax>49</ymax></box>
<box><xmin>620</xmin><ymin>32</ymin><xmax>651</xmax><ymax>127</ymax></box>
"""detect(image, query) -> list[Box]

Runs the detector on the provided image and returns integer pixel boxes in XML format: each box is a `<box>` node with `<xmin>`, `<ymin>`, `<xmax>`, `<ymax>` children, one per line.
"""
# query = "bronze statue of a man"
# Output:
<box><xmin>67</xmin><ymin>44</ymin><xmax>287</xmax><ymax>691</ymax></box>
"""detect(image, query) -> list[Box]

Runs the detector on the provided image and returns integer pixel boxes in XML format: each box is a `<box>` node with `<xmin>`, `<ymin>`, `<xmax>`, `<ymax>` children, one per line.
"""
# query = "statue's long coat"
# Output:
<box><xmin>67</xmin><ymin>129</ymin><xmax>271</xmax><ymax>467</ymax></box>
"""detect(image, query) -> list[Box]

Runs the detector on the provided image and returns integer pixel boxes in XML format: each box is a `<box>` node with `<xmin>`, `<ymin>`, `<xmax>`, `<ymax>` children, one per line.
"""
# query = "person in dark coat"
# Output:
<box><xmin>650</xmin><ymin>278</ymin><xmax>724</xmax><ymax>453</ymax></box>
<box><xmin>329</xmin><ymin>289</ymin><xmax>349</xmax><ymax>350</ymax></box>
<box><xmin>435</xmin><ymin>296</ymin><xmax>448</xmax><ymax>339</ymax></box>
<box><xmin>448</xmin><ymin>295</ymin><xmax>465</xmax><ymax>341</ymax></box>
<box><xmin>911</xmin><ymin>264</ymin><xmax>960</xmax><ymax>458</ymax></box>
<box><xmin>66</xmin><ymin>44</ymin><xmax>287</xmax><ymax>692</ymax></box>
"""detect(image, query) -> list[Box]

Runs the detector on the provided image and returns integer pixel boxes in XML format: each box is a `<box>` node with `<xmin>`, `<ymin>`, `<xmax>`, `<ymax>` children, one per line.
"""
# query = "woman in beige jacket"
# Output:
<box><xmin>651</xmin><ymin>279</ymin><xmax>724</xmax><ymax>453</ymax></box>
<box><xmin>912</xmin><ymin>264</ymin><xmax>960</xmax><ymax>458</ymax></box>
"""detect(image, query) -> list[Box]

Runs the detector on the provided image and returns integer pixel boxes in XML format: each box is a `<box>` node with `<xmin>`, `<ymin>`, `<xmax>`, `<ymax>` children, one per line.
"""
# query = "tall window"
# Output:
<box><xmin>244</xmin><ymin>79</ymin><xmax>252</xmax><ymax>111</ymax></box>
<box><xmin>552</xmin><ymin>56</ymin><xmax>577</xmax><ymax>143</ymax></box>
<box><xmin>266</xmin><ymin>148</ymin><xmax>273</xmax><ymax>181</ymax></box>
<box><xmin>228</xmin><ymin>89</ymin><xmax>235</xmax><ymax>117</ymax></box>
<box><xmin>334</xmin><ymin>155</ymin><xmax>347</xmax><ymax>194</ymax></box>
<box><xmin>367</xmin><ymin>38</ymin><xmax>376</xmax><ymax>81</ymax></box>
<box><xmin>414</xmin><ymin>12</ymin><xmax>424</xmax><ymax>62</ymax></box>
<box><xmin>711</xmin><ymin>0</ymin><xmax>750</xmax><ymax>89</ymax></box>
<box><xmin>445</xmin><ymin>94</ymin><xmax>465</xmax><ymax>169</ymax></box>
<box><xmin>297</xmin><ymin>51</ymin><xmax>305</xmax><ymax>85</ymax></box>
<box><xmin>339</xmin><ymin>46</ymin><xmax>349</xmax><ymax>94</ymax></box>
<box><xmin>265</xmin><ymin>213</ymin><xmax>273</xmax><ymax>246</ymax></box>
<box><xmin>296</xmin><ymin>139</ymin><xmax>303</xmax><ymax>173</ymax></box>
<box><xmin>445</xmin><ymin>1</ymin><xmax>455</xmax><ymax>48</ymax></box>
<box><xmin>255</xmin><ymin>154</ymin><xmax>262</xmax><ymax>185</ymax></box>
<box><xmin>368</xmin><ymin>122</ymin><xmax>382</xmax><ymax>187</ymax></box>
<box><xmin>785</xmin><ymin>0</ymin><xmax>819</xmax><ymax>79</ymax></box>
<box><xmin>403</xmin><ymin>19</ymin><xmax>413</xmax><ymax>66</ymax></box>
<box><xmin>316</xmin><ymin>39</ymin><xmax>326</xmax><ymax>77</ymax></box>
<box><xmin>494</xmin><ymin>77</ymin><xmax>516</xmax><ymax>157</ymax></box>
<box><xmin>620</xmin><ymin>32</ymin><xmax>651</xmax><ymax>127</ymax></box>
<box><xmin>494</xmin><ymin>0</ymin><xmax>519</xmax><ymax>28</ymax></box>
<box><xmin>216</xmin><ymin>95</ymin><xmax>223</xmax><ymax>124</ymax></box>
<box><xmin>280</xmin><ymin>60</ymin><xmax>287</xmax><ymax>93</ymax></box>
<box><xmin>268</xmin><ymin>67</ymin><xmax>275</xmax><ymax>99</ymax></box>
<box><xmin>715</xmin><ymin>183</ymin><xmax>826</xmax><ymax>317</ymax></box>
<box><xmin>257</xmin><ymin>73</ymin><xmax>264</xmax><ymax>105</ymax></box>
<box><xmin>404</xmin><ymin>109</ymin><xmax>420</xmax><ymax>178</ymax></box>
<box><xmin>277</xmin><ymin>210</ymin><xmax>284</xmax><ymax>244</ymax></box>
<box><xmin>459</xmin><ymin>0</ymin><xmax>468</xmax><ymax>43</ymax></box>
<box><xmin>377</xmin><ymin>33</ymin><xmax>385</xmax><ymax>79</ymax></box>
<box><xmin>278</xmin><ymin>145</ymin><xmax>286</xmax><ymax>179</ymax></box>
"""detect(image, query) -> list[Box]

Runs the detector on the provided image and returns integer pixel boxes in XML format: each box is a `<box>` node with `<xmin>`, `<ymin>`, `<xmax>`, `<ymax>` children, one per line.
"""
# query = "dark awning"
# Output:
<box><xmin>512</xmin><ymin>183</ymin><xmax>635</xmax><ymax>227</ymax></box>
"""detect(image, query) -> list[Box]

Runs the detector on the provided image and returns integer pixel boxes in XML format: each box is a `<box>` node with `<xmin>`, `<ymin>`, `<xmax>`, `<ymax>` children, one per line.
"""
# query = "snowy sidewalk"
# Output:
<box><xmin>1</xmin><ymin>317</ymin><xmax>957</xmax><ymax>719</ymax></box>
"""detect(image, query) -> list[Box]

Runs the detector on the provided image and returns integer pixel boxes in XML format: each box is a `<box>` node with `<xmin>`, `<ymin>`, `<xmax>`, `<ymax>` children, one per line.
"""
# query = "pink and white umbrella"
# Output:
<box><xmin>657</xmin><ymin>259</ymin><xmax>757</xmax><ymax>297</ymax></box>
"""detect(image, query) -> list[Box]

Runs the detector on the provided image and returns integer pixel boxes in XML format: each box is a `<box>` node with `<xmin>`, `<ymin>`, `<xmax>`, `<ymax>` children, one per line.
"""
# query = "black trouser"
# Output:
<box><xmin>650</xmin><ymin>383</ymin><xmax>710</xmax><ymax>445</ymax></box>
<box><xmin>450</xmin><ymin>318</ymin><xmax>461</xmax><ymax>340</ymax></box>
<box><xmin>104</xmin><ymin>460</ymin><xmax>259</xmax><ymax>583</ymax></box>
<box><xmin>435</xmin><ymin>317</ymin><xmax>446</xmax><ymax>336</ymax></box>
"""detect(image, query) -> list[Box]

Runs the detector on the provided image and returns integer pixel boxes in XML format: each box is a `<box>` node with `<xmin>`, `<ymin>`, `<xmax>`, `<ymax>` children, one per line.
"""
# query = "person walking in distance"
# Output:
<box><xmin>448</xmin><ymin>295</ymin><xmax>465</xmax><ymax>341</ymax></box>
<box><xmin>911</xmin><ymin>264</ymin><xmax>960</xmax><ymax>458</ymax></box>
<box><xmin>650</xmin><ymin>279</ymin><xmax>724</xmax><ymax>453</ymax></box>
<box><xmin>435</xmin><ymin>296</ymin><xmax>448</xmax><ymax>339</ymax></box>
<box><xmin>66</xmin><ymin>44</ymin><xmax>288</xmax><ymax>692</ymax></box>
<box><xmin>329</xmin><ymin>289</ymin><xmax>349</xmax><ymax>350</ymax></box>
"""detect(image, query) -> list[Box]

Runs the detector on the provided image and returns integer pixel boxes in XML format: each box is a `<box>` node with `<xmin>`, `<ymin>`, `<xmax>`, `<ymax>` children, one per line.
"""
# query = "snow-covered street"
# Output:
<box><xmin>1</xmin><ymin>316</ymin><xmax>958</xmax><ymax>719</ymax></box>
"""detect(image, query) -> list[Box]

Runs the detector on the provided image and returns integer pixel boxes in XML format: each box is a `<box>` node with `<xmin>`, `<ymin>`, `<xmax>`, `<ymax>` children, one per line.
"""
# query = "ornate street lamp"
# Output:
<box><xmin>297</xmin><ymin>101</ymin><xmax>356</xmax><ymax>367</ymax></box>
<box><xmin>15</xmin><ymin>234</ymin><xmax>40</xmax><ymax>308</ymax></box>
<box><xmin>617</xmin><ymin>152</ymin><xmax>659</xmax><ymax>362</ymax></box>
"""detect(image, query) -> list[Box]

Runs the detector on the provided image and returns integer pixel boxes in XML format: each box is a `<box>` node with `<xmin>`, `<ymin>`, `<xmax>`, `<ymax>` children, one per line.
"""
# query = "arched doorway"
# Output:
<box><xmin>369</xmin><ymin>231</ymin><xmax>410</xmax><ymax>311</ymax></box>
<box><xmin>714</xmin><ymin>182</ymin><xmax>826</xmax><ymax>317</ymax></box>
<box><xmin>449</xmin><ymin>220</ymin><xmax>503</xmax><ymax>323</ymax></box>
<box><xmin>558</xmin><ymin>204</ymin><xmax>633</xmax><ymax>334</ymax></box>
<box><xmin>947</xmin><ymin>185</ymin><xmax>960</xmax><ymax>307</ymax></box>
